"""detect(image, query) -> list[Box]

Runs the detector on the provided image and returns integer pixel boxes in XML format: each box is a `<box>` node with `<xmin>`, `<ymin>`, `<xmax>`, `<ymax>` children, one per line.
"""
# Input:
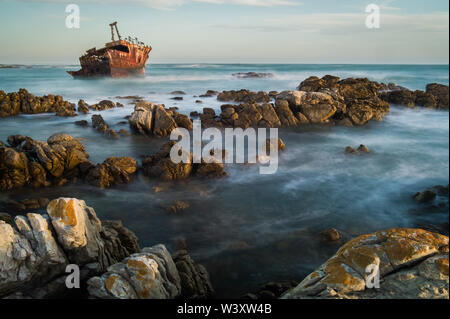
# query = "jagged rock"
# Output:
<box><xmin>77</xmin><ymin>100</ymin><xmax>90</xmax><ymax>114</ymax></box>
<box><xmin>282</xmin><ymin>228</ymin><xmax>449</xmax><ymax>299</ymax></box>
<box><xmin>142</xmin><ymin>142</ymin><xmax>193</xmax><ymax>181</ymax></box>
<box><xmin>85</xmin><ymin>157</ymin><xmax>138</xmax><ymax>188</ymax></box>
<box><xmin>173</xmin><ymin>250</ymin><xmax>214</xmax><ymax>299</ymax></box>
<box><xmin>0</xmin><ymin>133</ymin><xmax>90</xmax><ymax>191</ymax></box>
<box><xmin>415</xmin><ymin>90</ymin><xmax>438</xmax><ymax>108</ymax></box>
<box><xmin>142</xmin><ymin>142</ymin><xmax>228</xmax><ymax>181</ymax></box>
<box><xmin>275</xmin><ymin>100</ymin><xmax>299</xmax><ymax>127</ymax></box>
<box><xmin>87</xmin><ymin>244</ymin><xmax>180</xmax><ymax>299</ymax></box>
<box><xmin>0</xmin><ymin>198</ymin><xmax>140</xmax><ymax>298</ymax></box>
<box><xmin>89</xmin><ymin>100</ymin><xmax>116</xmax><ymax>111</ymax></box>
<box><xmin>129</xmin><ymin>102</ymin><xmax>183</xmax><ymax>137</ymax></box>
<box><xmin>380</xmin><ymin>89</ymin><xmax>416</xmax><ymax>107</ymax></box>
<box><xmin>92</xmin><ymin>114</ymin><xmax>108</xmax><ymax>132</ymax></box>
<box><xmin>426</xmin><ymin>83</ymin><xmax>449</xmax><ymax>110</ymax></box>
<box><xmin>217</xmin><ymin>89</ymin><xmax>270</xmax><ymax>104</ymax></box>
<box><xmin>0</xmin><ymin>89</ymin><xmax>76</xmax><ymax>117</ymax></box>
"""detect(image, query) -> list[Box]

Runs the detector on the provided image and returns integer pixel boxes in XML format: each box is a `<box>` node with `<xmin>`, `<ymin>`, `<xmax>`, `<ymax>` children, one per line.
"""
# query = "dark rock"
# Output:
<box><xmin>413</xmin><ymin>189</ymin><xmax>437</xmax><ymax>203</ymax></box>
<box><xmin>320</xmin><ymin>228</ymin><xmax>341</xmax><ymax>241</ymax></box>
<box><xmin>92</xmin><ymin>114</ymin><xmax>108</xmax><ymax>132</ymax></box>
<box><xmin>0</xmin><ymin>212</ymin><xmax>13</xmax><ymax>224</ymax></box>
<box><xmin>74</xmin><ymin>120</ymin><xmax>88</xmax><ymax>126</ymax></box>
<box><xmin>426</xmin><ymin>83</ymin><xmax>449</xmax><ymax>110</ymax></box>
<box><xmin>85</xmin><ymin>157</ymin><xmax>138</xmax><ymax>189</ymax></box>
<box><xmin>173</xmin><ymin>250</ymin><xmax>214</xmax><ymax>299</ymax></box>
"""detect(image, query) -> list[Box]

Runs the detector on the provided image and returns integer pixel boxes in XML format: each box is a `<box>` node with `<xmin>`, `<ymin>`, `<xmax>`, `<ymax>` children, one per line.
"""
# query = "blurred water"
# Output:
<box><xmin>0</xmin><ymin>64</ymin><xmax>449</xmax><ymax>297</ymax></box>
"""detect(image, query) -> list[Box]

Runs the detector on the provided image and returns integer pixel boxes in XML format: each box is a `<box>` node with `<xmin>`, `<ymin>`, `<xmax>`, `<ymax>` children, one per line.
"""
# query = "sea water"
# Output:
<box><xmin>0</xmin><ymin>64</ymin><xmax>448</xmax><ymax>297</ymax></box>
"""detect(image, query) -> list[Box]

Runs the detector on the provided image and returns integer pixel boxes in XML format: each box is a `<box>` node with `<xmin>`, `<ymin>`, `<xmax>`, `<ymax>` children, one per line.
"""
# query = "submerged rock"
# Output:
<box><xmin>413</xmin><ymin>189</ymin><xmax>437</xmax><ymax>203</ymax></box>
<box><xmin>232</xmin><ymin>72</ymin><xmax>274</xmax><ymax>79</ymax></box>
<box><xmin>282</xmin><ymin>228</ymin><xmax>449</xmax><ymax>299</ymax></box>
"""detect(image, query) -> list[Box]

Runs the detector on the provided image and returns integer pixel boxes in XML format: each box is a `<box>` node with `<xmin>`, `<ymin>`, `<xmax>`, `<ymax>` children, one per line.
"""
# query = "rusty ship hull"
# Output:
<box><xmin>68</xmin><ymin>40</ymin><xmax>151</xmax><ymax>78</ymax></box>
<box><xmin>68</xmin><ymin>23</ymin><xmax>151</xmax><ymax>78</ymax></box>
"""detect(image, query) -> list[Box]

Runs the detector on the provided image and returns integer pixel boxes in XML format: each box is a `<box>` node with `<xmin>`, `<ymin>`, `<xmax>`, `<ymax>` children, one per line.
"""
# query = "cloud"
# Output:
<box><xmin>4</xmin><ymin>0</ymin><xmax>300</xmax><ymax>10</ymax></box>
<box><xmin>212</xmin><ymin>11</ymin><xmax>449</xmax><ymax>34</ymax></box>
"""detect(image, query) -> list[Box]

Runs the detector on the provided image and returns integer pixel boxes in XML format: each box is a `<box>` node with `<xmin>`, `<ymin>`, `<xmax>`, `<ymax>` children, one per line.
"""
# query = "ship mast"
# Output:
<box><xmin>109</xmin><ymin>21</ymin><xmax>121</xmax><ymax>42</ymax></box>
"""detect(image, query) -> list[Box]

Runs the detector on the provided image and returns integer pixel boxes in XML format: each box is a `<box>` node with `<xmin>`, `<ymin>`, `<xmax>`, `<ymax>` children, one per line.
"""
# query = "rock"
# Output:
<box><xmin>345</xmin><ymin>145</ymin><xmax>370</xmax><ymax>155</ymax></box>
<box><xmin>129</xmin><ymin>102</ymin><xmax>180</xmax><ymax>137</ymax></box>
<box><xmin>153</xmin><ymin>105</ymin><xmax>178</xmax><ymax>137</ymax></box>
<box><xmin>142</xmin><ymin>142</ymin><xmax>193</xmax><ymax>181</ymax></box>
<box><xmin>1</xmin><ymin>133</ymin><xmax>90</xmax><ymax>190</ymax></box>
<box><xmin>74</xmin><ymin>120</ymin><xmax>88</xmax><ymax>126</ymax></box>
<box><xmin>218</xmin><ymin>90</ymin><xmax>270</xmax><ymax>104</ymax></box>
<box><xmin>173</xmin><ymin>250</ymin><xmax>214</xmax><ymax>299</ymax></box>
<box><xmin>165</xmin><ymin>200</ymin><xmax>190</xmax><ymax>214</ymax></box>
<box><xmin>275</xmin><ymin>100</ymin><xmax>298</xmax><ymax>127</ymax></box>
<box><xmin>357</xmin><ymin>144</ymin><xmax>370</xmax><ymax>153</ymax></box>
<box><xmin>380</xmin><ymin>89</ymin><xmax>416</xmax><ymax>107</ymax></box>
<box><xmin>87</xmin><ymin>244</ymin><xmax>181</xmax><ymax>299</ymax></box>
<box><xmin>85</xmin><ymin>157</ymin><xmax>138</xmax><ymax>189</ymax></box>
<box><xmin>171</xmin><ymin>91</ymin><xmax>186</xmax><ymax>95</ymax></box>
<box><xmin>171</xmin><ymin>96</ymin><xmax>184</xmax><ymax>101</ymax></box>
<box><xmin>92</xmin><ymin>114</ymin><xmax>108</xmax><ymax>132</ymax></box>
<box><xmin>415</xmin><ymin>90</ymin><xmax>438</xmax><ymax>108</ymax></box>
<box><xmin>0</xmin><ymin>212</ymin><xmax>12</xmax><ymax>224</ymax></box>
<box><xmin>77</xmin><ymin>99</ymin><xmax>90</xmax><ymax>114</ymax></box>
<box><xmin>232</xmin><ymin>72</ymin><xmax>273</xmax><ymax>79</ymax></box>
<box><xmin>129</xmin><ymin>102</ymin><xmax>155</xmax><ymax>135</ymax></box>
<box><xmin>174</xmin><ymin>113</ymin><xmax>193</xmax><ymax>130</ymax></box>
<box><xmin>413</xmin><ymin>189</ymin><xmax>437</xmax><ymax>203</ymax></box>
<box><xmin>0</xmin><ymin>89</ymin><xmax>76</xmax><ymax>117</ymax></box>
<box><xmin>426</xmin><ymin>83</ymin><xmax>449</xmax><ymax>110</ymax></box>
<box><xmin>0</xmin><ymin>198</ymin><xmax>140</xmax><ymax>298</ymax></box>
<box><xmin>320</xmin><ymin>228</ymin><xmax>341</xmax><ymax>241</ymax></box>
<box><xmin>266</xmin><ymin>138</ymin><xmax>285</xmax><ymax>152</ymax></box>
<box><xmin>90</xmin><ymin>100</ymin><xmax>116</xmax><ymax>111</ymax></box>
<box><xmin>282</xmin><ymin>228</ymin><xmax>449</xmax><ymax>299</ymax></box>
<box><xmin>195</xmin><ymin>100</ymin><xmax>203</xmax><ymax>104</ymax></box>
<box><xmin>194</xmin><ymin>160</ymin><xmax>228</xmax><ymax>179</ymax></box>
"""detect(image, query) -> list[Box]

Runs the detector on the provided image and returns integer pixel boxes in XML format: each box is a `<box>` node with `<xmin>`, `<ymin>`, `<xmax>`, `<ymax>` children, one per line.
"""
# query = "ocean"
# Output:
<box><xmin>0</xmin><ymin>63</ymin><xmax>449</xmax><ymax>297</ymax></box>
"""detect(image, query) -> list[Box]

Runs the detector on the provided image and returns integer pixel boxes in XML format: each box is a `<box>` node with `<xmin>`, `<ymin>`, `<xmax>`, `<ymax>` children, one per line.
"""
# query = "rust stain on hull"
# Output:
<box><xmin>68</xmin><ymin>22</ymin><xmax>151</xmax><ymax>78</ymax></box>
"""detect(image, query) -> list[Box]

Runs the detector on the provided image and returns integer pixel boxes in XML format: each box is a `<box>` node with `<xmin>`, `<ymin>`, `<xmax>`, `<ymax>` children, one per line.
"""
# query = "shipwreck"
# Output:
<box><xmin>68</xmin><ymin>22</ymin><xmax>151</xmax><ymax>78</ymax></box>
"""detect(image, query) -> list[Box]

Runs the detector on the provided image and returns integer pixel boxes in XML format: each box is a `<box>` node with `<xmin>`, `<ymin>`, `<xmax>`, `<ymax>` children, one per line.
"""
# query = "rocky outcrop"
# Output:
<box><xmin>87</xmin><ymin>245</ymin><xmax>181</xmax><ymax>299</ymax></box>
<box><xmin>0</xmin><ymin>133</ymin><xmax>90</xmax><ymax>191</ymax></box>
<box><xmin>217</xmin><ymin>90</ymin><xmax>271</xmax><ymax>104</ymax></box>
<box><xmin>129</xmin><ymin>102</ymin><xmax>193</xmax><ymax>137</ymax></box>
<box><xmin>173</xmin><ymin>250</ymin><xmax>214</xmax><ymax>299</ymax></box>
<box><xmin>0</xmin><ymin>198</ymin><xmax>140</xmax><ymax>298</ymax></box>
<box><xmin>380</xmin><ymin>83</ymin><xmax>449</xmax><ymax>110</ymax></box>
<box><xmin>85</xmin><ymin>157</ymin><xmax>138</xmax><ymax>189</ymax></box>
<box><xmin>142</xmin><ymin>142</ymin><xmax>228</xmax><ymax>181</ymax></box>
<box><xmin>0</xmin><ymin>133</ymin><xmax>139</xmax><ymax>191</ymax></box>
<box><xmin>0</xmin><ymin>89</ymin><xmax>76</xmax><ymax>117</ymax></box>
<box><xmin>282</xmin><ymin>228</ymin><xmax>449</xmax><ymax>299</ymax></box>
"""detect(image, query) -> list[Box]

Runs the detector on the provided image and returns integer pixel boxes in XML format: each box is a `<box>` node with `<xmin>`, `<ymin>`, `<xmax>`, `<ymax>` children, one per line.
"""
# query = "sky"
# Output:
<box><xmin>0</xmin><ymin>0</ymin><xmax>448</xmax><ymax>64</ymax></box>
